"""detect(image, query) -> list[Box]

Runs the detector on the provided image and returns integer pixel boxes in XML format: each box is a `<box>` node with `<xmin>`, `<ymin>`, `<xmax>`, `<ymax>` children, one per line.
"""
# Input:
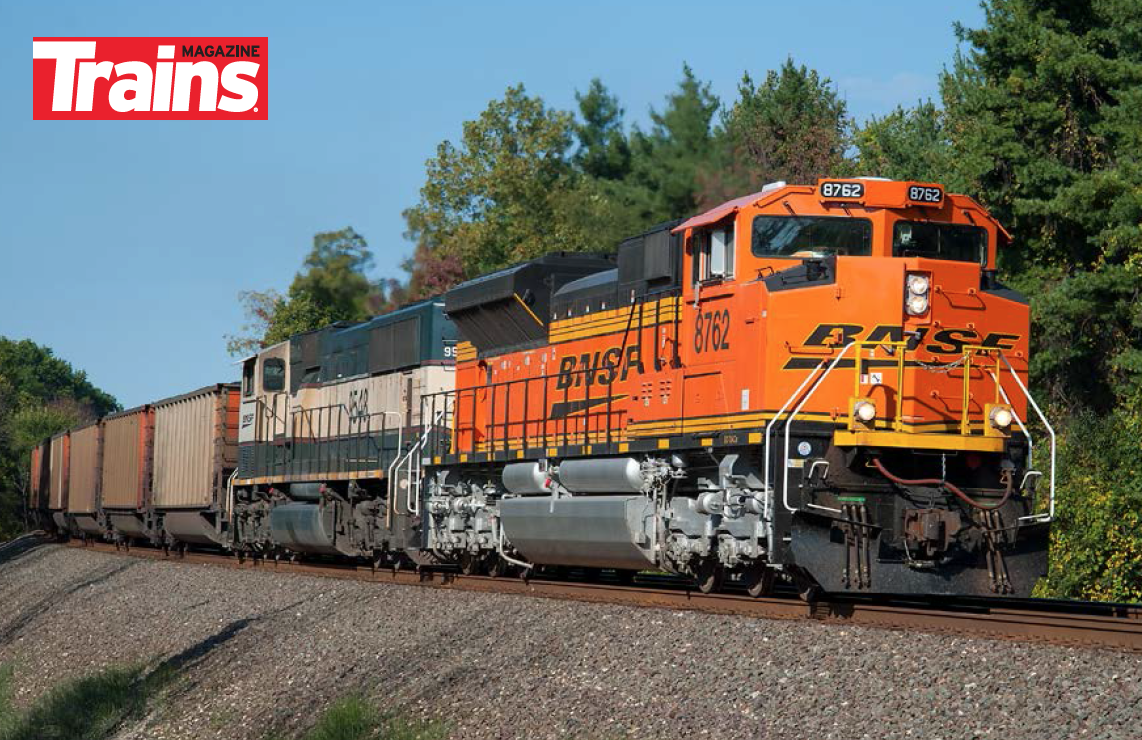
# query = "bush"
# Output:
<box><xmin>1035</xmin><ymin>409</ymin><xmax>1142</xmax><ymax>602</ymax></box>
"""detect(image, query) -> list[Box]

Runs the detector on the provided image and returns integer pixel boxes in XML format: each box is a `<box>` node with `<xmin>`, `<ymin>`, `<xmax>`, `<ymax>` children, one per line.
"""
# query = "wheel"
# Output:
<box><xmin>695</xmin><ymin>559</ymin><xmax>724</xmax><ymax>594</ymax></box>
<box><xmin>745</xmin><ymin>568</ymin><xmax>776</xmax><ymax>598</ymax></box>
<box><xmin>458</xmin><ymin>553</ymin><xmax>479</xmax><ymax>576</ymax></box>
<box><xmin>485</xmin><ymin>556</ymin><xmax>507</xmax><ymax>578</ymax></box>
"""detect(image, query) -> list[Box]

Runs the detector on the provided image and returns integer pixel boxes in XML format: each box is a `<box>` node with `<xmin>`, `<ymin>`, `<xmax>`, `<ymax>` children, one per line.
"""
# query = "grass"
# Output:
<box><xmin>0</xmin><ymin>662</ymin><xmax>176</xmax><ymax>740</ymax></box>
<box><xmin>0</xmin><ymin>663</ymin><xmax>444</xmax><ymax>740</ymax></box>
<box><xmin>268</xmin><ymin>696</ymin><xmax>448</xmax><ymax>740</ymax></box>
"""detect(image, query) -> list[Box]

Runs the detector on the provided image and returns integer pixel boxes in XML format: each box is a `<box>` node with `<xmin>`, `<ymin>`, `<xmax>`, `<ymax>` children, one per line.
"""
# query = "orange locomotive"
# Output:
<box><xmin>418</xmin><ymin>178</ymin><xmax>1053</xmax><ymax>597</ymax></box>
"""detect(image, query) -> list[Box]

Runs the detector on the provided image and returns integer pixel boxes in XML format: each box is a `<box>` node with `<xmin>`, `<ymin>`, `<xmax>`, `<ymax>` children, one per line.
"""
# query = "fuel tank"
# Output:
<box><xmin>269</xmin><ymin>503</ymin><xmax>341</xmax><ymax>556</ymax></box>
<box><xmin>499</xmin><ymin>494</ymin><xmax>656</xmax><ymax>570</ymax></box>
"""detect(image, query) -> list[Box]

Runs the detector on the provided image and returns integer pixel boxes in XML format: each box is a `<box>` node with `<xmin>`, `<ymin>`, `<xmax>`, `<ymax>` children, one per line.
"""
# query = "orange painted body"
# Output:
<box><xmin>444</xmin><ymin>180</ymin><xmax>1028</xmax><ymax>459</ymax></box>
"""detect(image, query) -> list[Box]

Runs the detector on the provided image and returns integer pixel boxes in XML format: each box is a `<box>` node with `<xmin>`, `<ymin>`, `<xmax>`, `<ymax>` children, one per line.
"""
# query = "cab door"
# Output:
<box><xmin>681</xmin><ymin>218</ymin><xmax>741</xmax><ymax>434</ymax></box>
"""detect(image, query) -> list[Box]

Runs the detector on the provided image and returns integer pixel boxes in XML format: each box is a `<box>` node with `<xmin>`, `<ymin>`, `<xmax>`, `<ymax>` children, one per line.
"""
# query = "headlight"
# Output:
<box><xmin>990</xmin><ymin>406</ymin><xmax>1013</xmax><ymax>429</ymax></box>
<box><xmin>905</xmin><ymin>271</ymin><xmax>930</xmax><ymax>316</ymax></box>
<box><xmin>906</xmin><ymin>293</ymin><xmax>930</xmax><ymax>315</ymax></box>
<box><xmin>907</xmin><ymin>273</ymin><xmax>930</xmax><ymax>295</ymax></box>
<box><xmin>854</xmin><ymin>400</ymin><xmax>877</xmax><ymax>422</ymax></box>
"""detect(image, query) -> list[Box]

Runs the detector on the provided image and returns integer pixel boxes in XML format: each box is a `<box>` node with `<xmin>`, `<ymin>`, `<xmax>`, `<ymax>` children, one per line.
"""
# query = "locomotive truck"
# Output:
<box><xmin>31</xmin><ymin>178</ymin><xmax>1054</xmax><ymax>599</ymax></box>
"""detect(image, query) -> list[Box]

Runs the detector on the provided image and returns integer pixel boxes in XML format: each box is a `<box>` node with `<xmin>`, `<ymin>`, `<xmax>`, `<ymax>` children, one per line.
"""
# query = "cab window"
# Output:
<box><xmin>751</xmin><ymin>215</ymin><xmax>872</xmax><ymax>258</ymax></box>
<box><xmin>263</xmin><ymin>358</ymin><xmax>286</xmax><ymax>392</ymax></box>
<box><xmin>241</xmin><ymin>359</ymin><xmax>255</xmax><ymax>397</ymax></box>
<box><xmin>692</xmin><ymin>224</ymin><xmax>735</xmax><ymax>283</ymax></box>
<box><xmin>893</xmin><ymin>221</ymin><xmax>987</xmax><ymax>264</ymax></box>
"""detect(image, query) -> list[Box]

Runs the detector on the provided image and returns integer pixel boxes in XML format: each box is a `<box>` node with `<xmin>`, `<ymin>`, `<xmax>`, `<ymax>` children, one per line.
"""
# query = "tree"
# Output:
<box><xmin>700</xmin><ymin>60</ymin><xmax>850</xmax><ymax>207</ymax></box>
<box><xmin>403</xmin><ymin>84</ymin><xmax>630</xmax><ymax>294</ymax></box>
<box><xmin>854</xmin><ymin>100</ymin><xmax>956</xmax><ymax>185</ymax></box>
<box><xmin>290</xmin><ymin>227</ymin><xmax>374</xmax><ymax>320</ymax></box>
<box><xmin>627</xmin><ymin>64</ymin><xmax>720</xmax><ymax>222</ymax></box>
<box><xmin>941</xmin><ymin>0</ymin><xmax>1142</xmax><ymax>271</ymax></box>
<box><xmin>227</xmin><ymin>228</ymin><xmax>378</xmax><ymax>355</ymax></box>
<box><xmin>573</xmin><ymin>78</ymin><xmax>632</xmax><ymax>181</ymax></box>
<box><xmin>0</xmin><ymin>338</ymin><xmax>118</xmax><ymax>537</ymax></box>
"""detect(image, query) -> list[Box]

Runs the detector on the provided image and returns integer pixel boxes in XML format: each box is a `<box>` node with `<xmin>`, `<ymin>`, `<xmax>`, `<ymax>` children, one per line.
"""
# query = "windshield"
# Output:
<box><xmin>893</xmin><ymin>221</ymin><xmax>987</xmax><ymax>264</ymax></box>
<box><xmin>751</xmin><ymin>216</ymin><xmax>872</xmax><ymax>259</ymax></box>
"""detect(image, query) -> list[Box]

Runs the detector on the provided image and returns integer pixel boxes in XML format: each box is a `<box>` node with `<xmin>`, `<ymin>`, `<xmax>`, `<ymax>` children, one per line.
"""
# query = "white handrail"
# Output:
<box><xmin>781</xmin><ymin>343</ymin><xmax>858</xmax><ymax>513</ymax></box>
<box><xmin>999</xmin><ymin>355</ymin><xmax>1055</xmax><ymax>522</ymax></box>
<box><xmin>382</xmin><ymin>411</ymin><xmax>404</xmax><ymax>508</ymax></box>
<box><xmin>762</xmin><ymin>356</ymin><xmax>830</xmax><ymax>515</ymax></box>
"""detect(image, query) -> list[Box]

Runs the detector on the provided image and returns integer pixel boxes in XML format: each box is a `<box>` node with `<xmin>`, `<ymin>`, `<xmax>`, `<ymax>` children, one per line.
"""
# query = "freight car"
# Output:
<box><xmin>418</xmin><ymin>178</ymin><xmax>1054</xmax><ymax>597</ymax></box>
<box><xmin>28</xmin><ymin>178</ymin><xmax>1054</xmax><ymax>600</ymax></box>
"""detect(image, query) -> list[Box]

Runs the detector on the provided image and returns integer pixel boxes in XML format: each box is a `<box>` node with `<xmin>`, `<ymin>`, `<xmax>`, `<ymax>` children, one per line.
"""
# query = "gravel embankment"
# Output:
<box><xmin>0</xmin><ymin>539</ymin><xmax>1138</xmax><ymax>739</ymax></box>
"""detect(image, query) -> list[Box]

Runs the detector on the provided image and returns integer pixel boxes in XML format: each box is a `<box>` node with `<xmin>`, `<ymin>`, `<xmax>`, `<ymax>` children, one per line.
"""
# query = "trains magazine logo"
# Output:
<box><xmin>32</xmin><ymin>37</ymin><xmax>268</xmax><ymax>120</ymax></box>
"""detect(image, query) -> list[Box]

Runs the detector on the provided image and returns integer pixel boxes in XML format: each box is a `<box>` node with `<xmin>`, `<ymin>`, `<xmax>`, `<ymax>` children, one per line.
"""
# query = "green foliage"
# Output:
<box><xmin>227</xmin><ymin>228</ymin><xmax>381</xmax><ymax>356</ymax></box>
<box><xmin>0</xmin><ymin>340</ymin><xmax>117</xmax><ymax>415</ymax></box>
<box><xmin>0</xmin><ymin>663</ymin><xmax>177</xmax><ymax>740</ymax></box>
<box><xmin>853</xmin><ymin>100</ymin><xmax>956</xmax><ymax>185</ymax></box>
<box><xmin>1017</xmin><ymin>265</ymin><xmax>1142</xmax><ymax>412</ymax></box>
<box><xmin>291</xmin><ymin>228</ymin><xmax>374</xmax><ymax>322</ymax></box>
<box><xmin>402</xmin><ymin>83</ymin><xmax>636</xmax><ymax>296</ymax></box>
<box><xmin>265</xmin><ymin>697</ymin><xmax>447</xmax><ymax>740</ymax></box>
<box><xmin>1034</xmin><ymin>409</ymin><xmax>1142</xmax><ymax>603</ymax></box>
<box><xmin>0</xmin><ymin>339</ymin><xmax>118</xmax><ymax>538</ymax></box>
<box><xmin>627</xmin><ymin>64</ymin><xmax>720</xmax><ymax>222</ymax></box>
<box><xmin>941</xmin><ymin>0</ymin><xmax>1142</xmax><ymax>272</ymax></box>
<box><xmin>574</xmin><ymin>79</ymin><xmax>632</xmax><ymax>182</ymax></box>
<box><xmin>701</xmin><ymin>59</ymin><xmax>850</xmax><ymax>206</ymax></box>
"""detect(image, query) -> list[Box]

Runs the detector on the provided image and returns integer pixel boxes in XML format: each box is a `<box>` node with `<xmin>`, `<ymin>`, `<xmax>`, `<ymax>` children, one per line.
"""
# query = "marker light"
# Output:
<box><xmin>990</xmin><ymin>406</ymin><xmax>1014</xmax><ymax>429</ymax></box>
<box><xmin>854</xmin><ymin>400</ymin><xmax>877</xmax><ymax>422</ymax></box>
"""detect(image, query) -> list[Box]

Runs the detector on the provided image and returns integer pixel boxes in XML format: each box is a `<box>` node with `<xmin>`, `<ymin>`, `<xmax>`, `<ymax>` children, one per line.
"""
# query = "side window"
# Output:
<box><xmin>263</xmin><ymin>358</ymin><xmax>286</xmax><ymax>392</ymax></box>
<box><xmin>242</xmin><ymin>359</ymin><xmax>255</xmax><ymax>397</ymax></box>
<box><xmin>692</xmin><ymin>224</ymin><xmax>735</xmax><ymax>283</ymax></box>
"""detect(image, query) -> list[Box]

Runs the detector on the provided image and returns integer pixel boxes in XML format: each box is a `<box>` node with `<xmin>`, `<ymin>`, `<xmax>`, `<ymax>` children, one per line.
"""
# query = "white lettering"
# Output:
<box><xmin>32</xmin><ymin>41</ymin><xmax>96</xmax><ymax>111</ymax></box>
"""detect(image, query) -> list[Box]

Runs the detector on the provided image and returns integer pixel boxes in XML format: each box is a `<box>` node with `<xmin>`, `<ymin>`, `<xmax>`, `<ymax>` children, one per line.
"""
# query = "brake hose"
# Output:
<box><xmin>870</xmin><ymin>457</ymin><xmax>1013</xmax><ymax>511</ymax></box>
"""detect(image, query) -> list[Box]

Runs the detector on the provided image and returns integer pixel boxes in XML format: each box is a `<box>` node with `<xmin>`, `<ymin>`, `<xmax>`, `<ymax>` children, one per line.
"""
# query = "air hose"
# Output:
<box><xmin>870</xmin><ymin>457</ymin><xmax>1013</xmax><ymax>511</ymax></box>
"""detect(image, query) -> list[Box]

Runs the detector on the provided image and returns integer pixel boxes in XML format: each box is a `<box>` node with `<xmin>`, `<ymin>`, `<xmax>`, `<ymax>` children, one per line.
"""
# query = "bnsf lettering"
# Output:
<box><xmin>556</xmin><ymin>346</ymin><xmax>644</xmax><ymax>389</ymax></box>
<box><xmin>800</xmin><ymin>324</ymin><xmax>1021</xmax><ymax>355</ymax></box>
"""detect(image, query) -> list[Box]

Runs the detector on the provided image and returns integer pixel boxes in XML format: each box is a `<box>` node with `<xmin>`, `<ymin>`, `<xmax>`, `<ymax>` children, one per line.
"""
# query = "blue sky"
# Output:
<box><xmin>0</xmin><ymin>0</ymin><xmax>984</xmax><ymax>408</ymax></box>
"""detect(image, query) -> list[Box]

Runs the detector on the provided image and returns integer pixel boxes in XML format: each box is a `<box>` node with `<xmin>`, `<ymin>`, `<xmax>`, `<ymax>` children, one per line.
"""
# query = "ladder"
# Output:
<box><xmin>387</xmin><ymin>408</ymin><xmax>446</xmax><ymax>517</ymax></box>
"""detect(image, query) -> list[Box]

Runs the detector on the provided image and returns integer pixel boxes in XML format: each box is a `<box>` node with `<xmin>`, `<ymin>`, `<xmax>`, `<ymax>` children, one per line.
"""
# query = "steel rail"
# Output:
<box><xmin>59</xmin><ymin>539</ymin><xmax>1142</xmax><ymax>654</ymax></box>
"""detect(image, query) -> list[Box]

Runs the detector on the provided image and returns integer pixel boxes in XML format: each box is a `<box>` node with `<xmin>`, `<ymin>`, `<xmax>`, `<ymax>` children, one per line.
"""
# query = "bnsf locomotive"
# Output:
<box><xmin>28</xmin><ymin>179</ymin><xmax>1054</xmax><ymax>599</ymax></box>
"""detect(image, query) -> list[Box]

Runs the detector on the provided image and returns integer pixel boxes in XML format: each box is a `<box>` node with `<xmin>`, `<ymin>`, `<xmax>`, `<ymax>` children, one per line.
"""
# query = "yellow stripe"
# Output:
<box><xmin>834</xmin><ymin>430</ymin><xmax>1004</xmax><ymax>453</ymax></box>
<box><xmin>514</xmin><ymin>293</ymin><xmax>544</xmax><ymax>327</ymax></box>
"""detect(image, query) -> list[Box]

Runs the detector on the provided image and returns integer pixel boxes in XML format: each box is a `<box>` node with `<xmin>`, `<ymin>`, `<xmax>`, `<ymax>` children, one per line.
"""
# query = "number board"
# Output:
<box><xmin>819</xmin><ymin>181</ymin><xmax>864</xmax><ymax>200</ymax></box>
<box><xmin>905</xmin><ymin>184</ymin><xmax>944</xmax><ymax>206</ymax></box>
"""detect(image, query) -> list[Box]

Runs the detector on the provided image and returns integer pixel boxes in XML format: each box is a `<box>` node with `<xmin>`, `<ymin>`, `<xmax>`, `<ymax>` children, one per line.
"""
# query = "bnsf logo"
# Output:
<box><xmin>556</xmin><ymin>346</ymin><xmax>645</xmax><ymax>389</ymax></box>
<box><xmin>32</xmin><ymin>37</ymin><xmax>267</xmax><ymax>120</ymax></box>
<box><xmin>797</xmin><ymin>323</ymin><xmax>1018</xmax><ymax>356</ymax></box>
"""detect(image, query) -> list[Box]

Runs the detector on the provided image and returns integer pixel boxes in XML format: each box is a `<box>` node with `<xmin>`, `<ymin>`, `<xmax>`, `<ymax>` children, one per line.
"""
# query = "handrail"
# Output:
<box><xmin>998</xmin><ymin>354</ymin><xmax>1055</xmax><ymax>522</ymax></box>
<box><xmin>782</xmin><ymin>343</ymin><xmax>857</xmax><ymax>513</ymax></box>
<box><xmin>762</xmin><ymin>357</ymin><xmax>831</xmax><ymax>515</ymax></box>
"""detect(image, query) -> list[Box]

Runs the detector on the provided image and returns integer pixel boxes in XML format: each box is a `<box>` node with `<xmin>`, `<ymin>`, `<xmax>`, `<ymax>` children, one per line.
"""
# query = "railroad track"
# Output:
<box><xmin>61</xmin><ymin>538</ymin><xmax>1142</xmax><ymax>654</ymax></box>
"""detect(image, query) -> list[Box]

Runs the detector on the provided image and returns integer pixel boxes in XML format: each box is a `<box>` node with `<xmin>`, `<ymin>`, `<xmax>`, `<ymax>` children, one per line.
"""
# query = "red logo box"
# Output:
<box><xmin>33</xmin><ymin>37</ymin><xmax>268</xmax><ymax>120</ymax></box>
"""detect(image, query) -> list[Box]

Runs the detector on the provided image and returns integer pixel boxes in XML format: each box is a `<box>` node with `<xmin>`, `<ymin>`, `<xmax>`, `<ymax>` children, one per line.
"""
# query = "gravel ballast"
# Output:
<box><xmin>0</xmin><ymin>540</ymin><xmax>1138</xmax><ymax>739</ymax></box>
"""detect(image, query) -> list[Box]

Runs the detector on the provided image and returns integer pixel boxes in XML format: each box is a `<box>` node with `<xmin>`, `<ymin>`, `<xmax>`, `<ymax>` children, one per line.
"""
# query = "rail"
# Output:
<box><xmin>66</xmin><ymin>539</ymin><xmax>1142</xmax><ymax>654</ymax></box>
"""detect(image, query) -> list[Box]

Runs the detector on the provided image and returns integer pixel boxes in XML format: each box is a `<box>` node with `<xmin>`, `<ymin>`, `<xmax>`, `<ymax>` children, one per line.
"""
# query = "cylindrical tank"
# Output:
<box><xmin>269</xmin><ymin>503</ymin><xmax>340</xmax><ymax>555</ymax></box>
<box><xmin>502</xmin><ymin>462</ymin><xmax>550</xmax><ymax>495</ymax></box>
<box><xmin>557</xmin><ymin>458</ymin><xmax>644</xmax><ymax>494</ymax></box>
